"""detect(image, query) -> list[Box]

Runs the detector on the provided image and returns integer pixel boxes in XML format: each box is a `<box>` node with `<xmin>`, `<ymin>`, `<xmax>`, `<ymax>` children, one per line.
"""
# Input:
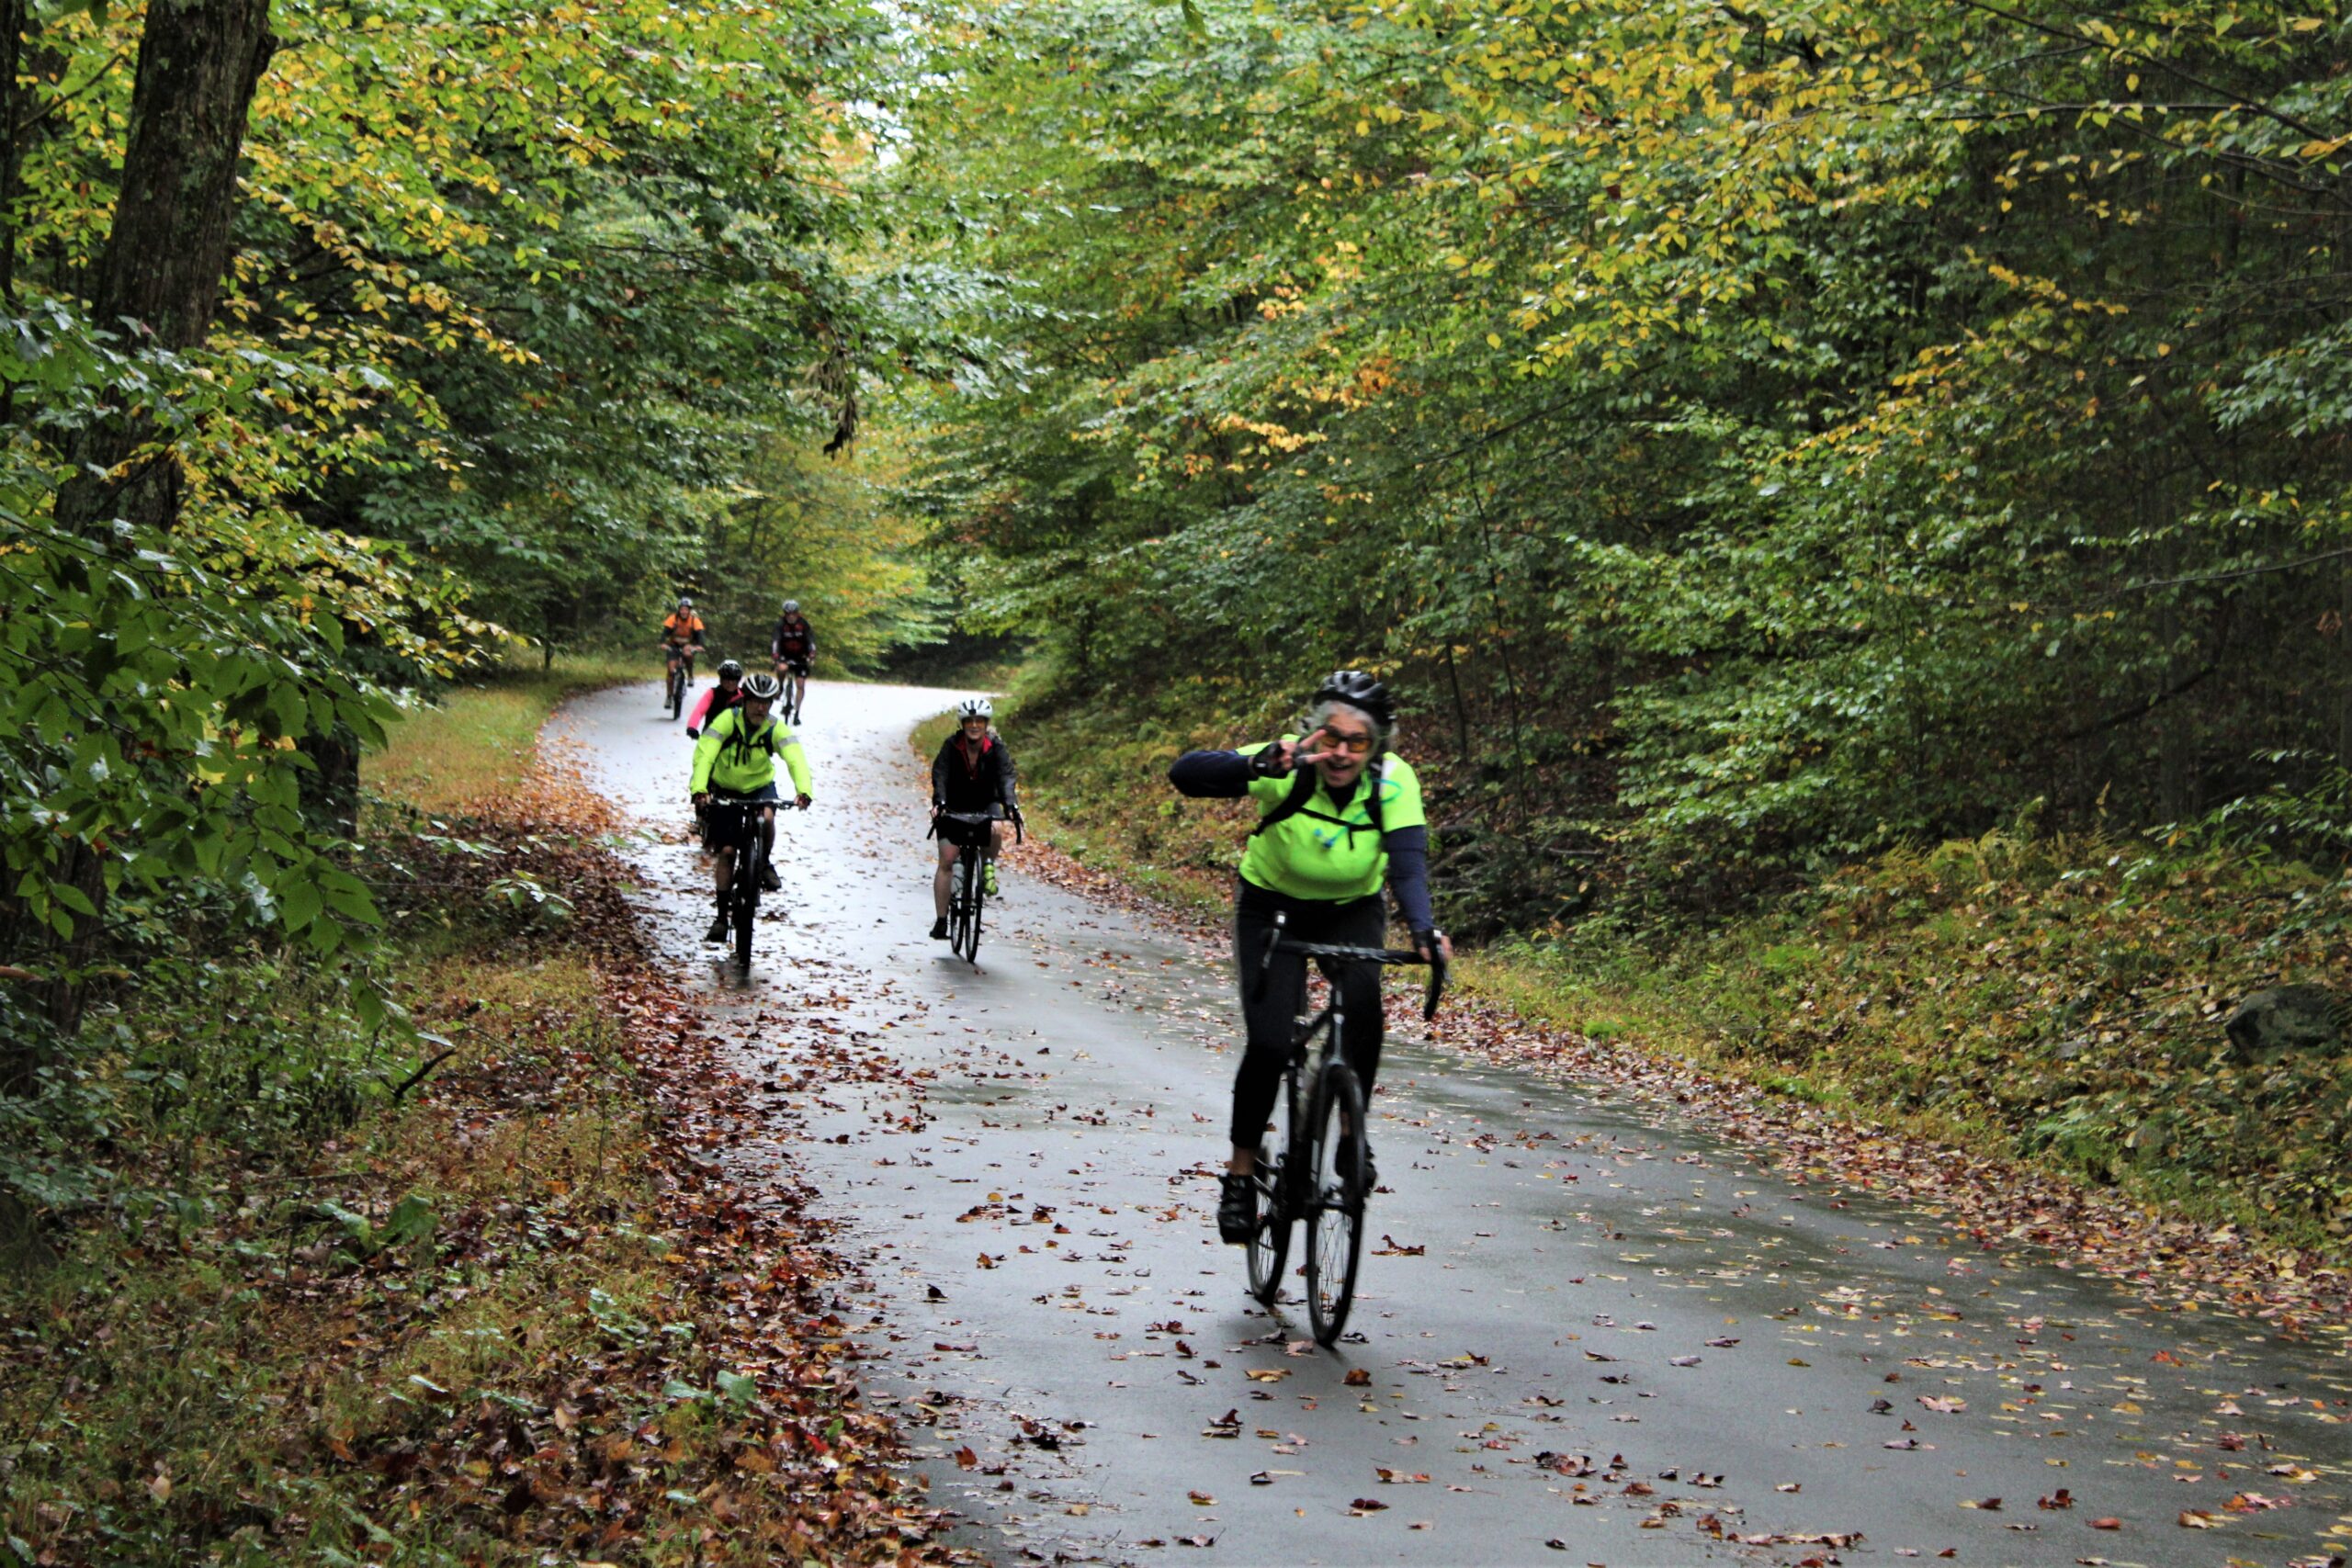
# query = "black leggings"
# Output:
<box><xmin>1229</xmin><ymin>880</ymin><xmax>1385</xmax><ymax>1151</ymax></box>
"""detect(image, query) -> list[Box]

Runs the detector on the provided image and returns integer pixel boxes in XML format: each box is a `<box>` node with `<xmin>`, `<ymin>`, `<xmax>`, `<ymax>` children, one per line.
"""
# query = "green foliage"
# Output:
<box><xmin>893</xmin><ymin>0</ymin><xmax>2352</xmax><ymax>925</ymax></box>
<box><xmin>0</xmin><ymin>0</ymin><xmax>945</xmax><ymax>1088</ymax></box>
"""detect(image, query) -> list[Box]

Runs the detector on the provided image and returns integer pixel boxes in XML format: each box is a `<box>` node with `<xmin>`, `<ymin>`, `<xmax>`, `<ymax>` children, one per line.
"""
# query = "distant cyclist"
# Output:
<box><xmin>685</xmin><ymin>658</ymin><xmax>745</xmax><ymax>739</ymax></box>
<box><xmin>689</xmin><ymin>671</ymin><xmax>812</xmax><ymax>943</ymax></box>
<box><xmin>662</xmin><ymin>597</ymin><xmax>707</xmax><ymax>659</ymax></box>
<box><xmin>930</xmin><ymin>696</ymin><xmax>1018</xmax><ymax>941</ymax></box>
<box><xmin>770</xmin><ymin>599</ymin><xmax>816</xmax><ymax>721</ymax></box>
<box><xmin>1168</xmin><ymin>671</ymin><xmax>1450</xmax><ymax>1243</ymax></box>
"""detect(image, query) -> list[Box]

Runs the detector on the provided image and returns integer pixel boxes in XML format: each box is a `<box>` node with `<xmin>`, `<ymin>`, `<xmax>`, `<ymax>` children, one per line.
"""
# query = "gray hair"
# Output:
<box><xmin>1306</xmin><ymin>697</ymin><xmax>1393</xmax><ymax>753</ymax></box>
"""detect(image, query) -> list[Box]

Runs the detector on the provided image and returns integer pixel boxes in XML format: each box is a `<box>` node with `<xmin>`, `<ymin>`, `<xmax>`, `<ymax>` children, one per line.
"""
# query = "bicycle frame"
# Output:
<box><xmin>662</xmin><ymin>640</ymin><xmax>701</xmax><ymax>719</ymax></box>
<box><xmin>1240</xmin><ymin>910</ymin><xmax>1444</xmax><ymax>1343</ymax></box>
<box><xmin>705</xmin><ymin>793</ymin><xmax>775</xmax><ymax>964</ymax></box>
<box><xmin>929</xmin><ymin>807</ymin><xmax>1023</xmax><ymax>964</ymax></box>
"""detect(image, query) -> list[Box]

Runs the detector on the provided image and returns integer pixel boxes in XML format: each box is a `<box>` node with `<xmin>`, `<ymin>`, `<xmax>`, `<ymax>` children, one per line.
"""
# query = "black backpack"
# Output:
<box><xmin>717</xmin><ymin>706</ymin><xmax>779</xmax><ymax>761</ymax></box>
<box><xmin>1250</xmin><ymin>754</ymin><xmax>1386</xmax><ymax>841</ymax></box>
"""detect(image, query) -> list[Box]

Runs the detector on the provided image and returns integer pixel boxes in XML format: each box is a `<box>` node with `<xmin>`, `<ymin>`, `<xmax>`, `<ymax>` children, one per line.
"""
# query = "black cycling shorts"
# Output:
<box><xmin>777</xmin><ymin>653</ymin><xmax>812</xmax><ymax>676</ymax></box>
<box><xmin>934</xmin><ymin>809</ymin><xmax>1001</xmax><ymax>847</ymax></box>
<box><xmin>704</xmin><ymin>784</ymin><xmax>778</xmax><ymax>850</ymax></box>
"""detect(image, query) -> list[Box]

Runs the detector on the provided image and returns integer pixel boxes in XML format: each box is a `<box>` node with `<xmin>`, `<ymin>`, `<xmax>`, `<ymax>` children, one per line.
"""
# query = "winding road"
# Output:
<box><xmin>562</xmin><ymin>678</ymin><xmax>2352</xmax><ymax>1568</ymax></box>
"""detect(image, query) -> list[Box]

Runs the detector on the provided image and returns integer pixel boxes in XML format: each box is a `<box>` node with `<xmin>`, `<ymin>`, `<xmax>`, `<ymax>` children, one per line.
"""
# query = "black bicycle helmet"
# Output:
<box><xmin>741</xmin><ymin>671</ymin><xmax>783</xmax><ymax>703</ymax></box>
<box><xmin>1312</xmin><ymin>670</ymin><xmax>1395</xmax><ymax>730</ymax></box>
<box><xmin>717</xmin><ymin>659</ymin><xmax>743</xmax><ymax>681</ymax></box>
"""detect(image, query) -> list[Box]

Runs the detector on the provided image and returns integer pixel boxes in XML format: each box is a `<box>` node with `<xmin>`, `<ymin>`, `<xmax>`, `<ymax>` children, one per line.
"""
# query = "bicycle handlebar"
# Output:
<box><xmin>1251</xmin><ymin>911</ymin><xmax>1449</xmax><ymax>1021</ymax></box>
<box><xmin>929</xmin><ymin>807</ymin><xmax>1023</xmax><ymax>845</ymax></box>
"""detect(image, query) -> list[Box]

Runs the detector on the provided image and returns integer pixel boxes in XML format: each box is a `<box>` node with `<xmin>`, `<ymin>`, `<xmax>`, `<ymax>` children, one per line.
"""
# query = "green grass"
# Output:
<box><xmin>368</xmin><ymin>645</ymin><xmax>641</xmax><ymax>816</ymax></box>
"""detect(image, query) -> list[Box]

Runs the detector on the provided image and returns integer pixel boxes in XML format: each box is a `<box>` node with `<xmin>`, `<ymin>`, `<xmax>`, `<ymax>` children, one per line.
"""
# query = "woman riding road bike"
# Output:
<box><xmin>688</xmin><ymin>671</ymin><xmax>812</xmax><ymax>942</ymax></box>
<box><xmin>929</xmin><ymin>696</ymin><xmax>1019</xmax><ymax>941</ymax></box>
<box><xmin>1168</xmin><ymin>670</ymin><xmax>1452</xmax><ymax>1244</ymax></box>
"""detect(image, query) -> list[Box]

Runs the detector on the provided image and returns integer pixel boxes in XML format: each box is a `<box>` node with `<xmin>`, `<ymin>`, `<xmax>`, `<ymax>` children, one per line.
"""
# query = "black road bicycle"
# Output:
<box><xmin>705</xmin><ymin>792</ymin><xmax>785</xmax><ymax>965</ymax></box>
<box><xmin>931</xmin><ymin>808</ymin><xmax>1023</xmax><ymax>965</ymax></box>
<box><xmin>662</xmin><ymin>641</ymin><xmax>701</xmax><ymax>720</ymax></box>
<box><xmin>1242</xmin><ymin>912</ymin><xmax>1445</xmax><ymax>1345</ymax></box>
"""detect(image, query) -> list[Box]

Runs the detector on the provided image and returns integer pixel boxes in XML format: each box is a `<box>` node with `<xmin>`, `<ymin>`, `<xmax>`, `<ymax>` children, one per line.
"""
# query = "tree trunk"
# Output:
<box><xmin>2338</xmin><ymin>562</ymin><xmax>2352</xmax><ymax>778</ymax></box>
<box><xmin>51</xmin><ymin>0</ymin><xmax>276</xmax><ymax>539</ymax></box>
<box><xmin>0</xmin><ymin>0</ymin><xmax>26</xmax><ymax>310</ymax></box>
<box><xmin>30</xmin><ymin>0</ymin><xmax>274</xmax><ymax>1037</ymax></box>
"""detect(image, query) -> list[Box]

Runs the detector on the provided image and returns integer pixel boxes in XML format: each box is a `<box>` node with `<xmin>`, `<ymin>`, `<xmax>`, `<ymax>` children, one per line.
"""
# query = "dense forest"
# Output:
<box><xmin>894</xmin><ymin>0</ymin><xmax>2352</xmax><ymax>931</ymax></box>
<box><xmin>0</xmin><ymin>0</ymin><xmax>939</xmax><ymax>1064</ymax></box>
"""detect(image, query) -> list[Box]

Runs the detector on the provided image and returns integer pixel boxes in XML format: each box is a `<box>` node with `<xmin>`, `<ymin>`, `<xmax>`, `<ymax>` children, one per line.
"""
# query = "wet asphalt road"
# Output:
<box><xmin>564</xmin><ymin>679</ymin><xmax>2352</xmax><ymax>1568</ymax></box>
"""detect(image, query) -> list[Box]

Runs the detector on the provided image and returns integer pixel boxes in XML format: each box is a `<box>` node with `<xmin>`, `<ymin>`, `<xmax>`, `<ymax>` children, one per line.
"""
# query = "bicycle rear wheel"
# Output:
<box><xmin>1244</xmin><ymin>1066</ymin><xmax>1299</xmax><ymax>1304</ymax></box>
<box><xmin>1304</xmin><ymin>1059</ymin><xmax>1369</xmax><ymax>1345</ymax></box>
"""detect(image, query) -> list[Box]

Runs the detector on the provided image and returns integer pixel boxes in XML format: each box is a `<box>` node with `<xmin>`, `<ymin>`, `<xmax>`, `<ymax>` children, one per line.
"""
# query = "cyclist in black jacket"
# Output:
<box><xmin>930</xmin><ymin>696</ymin><xmax>1017</xmax><ymax>940</ymax></box>
<box><xmin>770</xmin><ymin>600</ymin><xmax>816</xmax><ymax>721</ymax></box>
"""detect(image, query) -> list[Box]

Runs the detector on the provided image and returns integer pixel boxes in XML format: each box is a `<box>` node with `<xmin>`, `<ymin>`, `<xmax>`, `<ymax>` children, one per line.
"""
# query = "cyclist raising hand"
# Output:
<box><xmin>1168</xmin><ymin>671</ymin><xmax>1451</xmax><ymax>1244</ymax></box>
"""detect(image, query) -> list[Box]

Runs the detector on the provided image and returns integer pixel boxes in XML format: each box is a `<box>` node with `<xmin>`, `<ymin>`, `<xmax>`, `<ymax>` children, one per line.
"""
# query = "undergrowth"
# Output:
<box><xmin>0</xmin><ymin>651</ymin><xmax>945</xmax><ymax>1565</ymax></box>
<box><xmin>1485</xmin><ymin>825</ymin><xmax>2352</xmax><ymax>1252</ymax></box>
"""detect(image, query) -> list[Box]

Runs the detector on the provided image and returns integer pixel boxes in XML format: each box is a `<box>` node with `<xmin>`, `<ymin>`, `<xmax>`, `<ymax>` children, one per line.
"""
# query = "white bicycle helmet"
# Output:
<box><xmin>741</xmin><ymin>671</ymin><xmax>783</xmax><ymax>703</ymax></box>
<box><xmin>780</xmin><ymin>599</ymin><xmax>800</xmax><ymax>615</ymax></box>
<box><xmin>956</xmin><ymin>696</ymin><xmax>992</xmax><ymax>720</ymax></box>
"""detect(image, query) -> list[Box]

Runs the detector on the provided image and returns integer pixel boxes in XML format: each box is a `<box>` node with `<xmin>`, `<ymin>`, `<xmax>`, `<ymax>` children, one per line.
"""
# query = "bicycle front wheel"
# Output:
<box><xmin>1304</xmin><ymin>1059</ymin><xmax>1369</xmax><ymax>1345</ymax></box>
<box><xmin>732</xmin><ymin>840</ymin><xmax>763</xmax><ymax>965</ymax></box>
<box><xmin>1244</xmin><ymin>1068</ymin><xmax>1299</xmax><ymax>1305</ymax></box>
<box><xmin>953</xmin><ymin>850</ymin><xmax>983</xmax><ymax>963</ymax></box>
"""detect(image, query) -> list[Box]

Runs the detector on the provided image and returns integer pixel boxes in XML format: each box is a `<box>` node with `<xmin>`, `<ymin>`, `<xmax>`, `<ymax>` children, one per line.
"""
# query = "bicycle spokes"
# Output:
<box><xmin>1304</xmin><ymin>1061</ymin><xmax>1368</xmax><ymax>1345</ymax></box>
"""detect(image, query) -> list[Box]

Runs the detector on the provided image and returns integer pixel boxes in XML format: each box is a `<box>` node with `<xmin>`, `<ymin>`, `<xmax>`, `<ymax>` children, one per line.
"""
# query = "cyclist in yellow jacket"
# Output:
<box><xmin>689</xmin><ymin>672</ymin><xmax>812</xmax><ymax>943</ymax></box>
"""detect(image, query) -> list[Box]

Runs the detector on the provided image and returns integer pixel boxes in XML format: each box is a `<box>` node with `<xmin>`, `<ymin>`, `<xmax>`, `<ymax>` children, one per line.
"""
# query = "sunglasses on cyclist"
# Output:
<box><xmin>1315</xmin><ymin>728</ymin><xmax>1375</xmax><ymax>755</ymax></box>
